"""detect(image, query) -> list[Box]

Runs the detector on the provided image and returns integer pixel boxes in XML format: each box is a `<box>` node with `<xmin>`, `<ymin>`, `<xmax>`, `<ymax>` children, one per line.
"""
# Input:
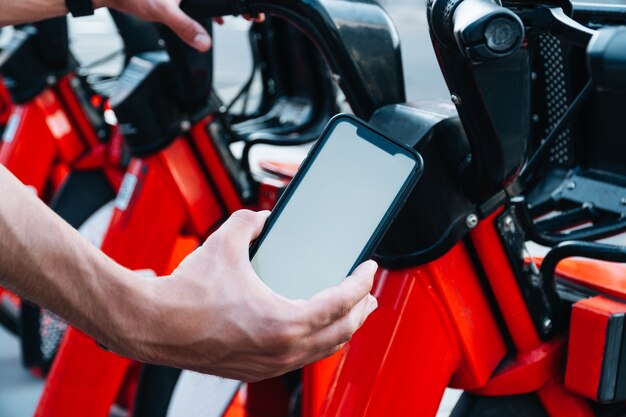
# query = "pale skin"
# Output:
<box><xmin>0</xmin><ymin>1</ymin><xmax>378</xmax><ymax>381</ymax></box>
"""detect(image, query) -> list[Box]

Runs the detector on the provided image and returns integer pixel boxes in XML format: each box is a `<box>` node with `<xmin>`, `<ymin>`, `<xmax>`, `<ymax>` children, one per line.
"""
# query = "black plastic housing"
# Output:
<box><xmin>370</xmin><ymin>101</ymin><xmax>476</xmax><ymax>268</ymax></box>
<box><xmin>428</xmin><ymin>0</ymin><xmax>531</xmax><ymax>201</ymax></box>
<box><xmin>587</xmin><ymin>26</ymin><xmax>626</xmax><ymax>92</ymax></box>
<box><xmin>109</xmin><ymin>52</ymin><xmax>184</xmax><ymax>156</ymax></box>
<box><xmin>0</xmin><ymin>18</ymin><xmax>73</xmax><ymax>103</ymax></box>
<box><xmin>183</xmin><ymin>0</ymin><xmax>405</xmax><ymax>119</ymax></box>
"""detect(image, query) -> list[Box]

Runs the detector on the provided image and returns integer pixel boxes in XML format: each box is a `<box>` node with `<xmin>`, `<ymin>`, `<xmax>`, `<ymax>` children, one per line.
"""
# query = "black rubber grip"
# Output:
<box><xmin>180</xmin><ymin>0</ymin><xmax>252</xmax><ymax>17</ymax></box>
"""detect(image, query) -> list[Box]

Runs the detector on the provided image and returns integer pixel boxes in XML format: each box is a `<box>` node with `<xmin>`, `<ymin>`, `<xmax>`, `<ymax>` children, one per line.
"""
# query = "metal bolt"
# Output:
<box><xmin>543</xmin><ymin>318</ymin><xmax>553</xmax><ymax>332</ymax></box>
<box><xmin>566</xmin><ymin>181</ymin><xmax>576</xmax><ymax>190</ymax></box>
<box><xmin>180</xmin><ymin>120</ymin><xmax>192</xmax><ymax>132</ymax></box>
<box><xmin>503</xmin><ymin>216</ymin><xmax>515</xmax><ymax>233</ymax></box>
<box><xmin>531</xmin><ymin>72</ymin><xmax>538</xmax><ymax>81</ymax></box>
<box><xmin>451</xmin><ymin>94</ymin><xmax>462</xmax><ymax>105</ymax></box>
<box><xmin>466</xmin><ymin>213</ymin><xmax>479</xmax><ymax>229</ymax></box>
<box><xmin>621</xmin><ymin>197</ymin><xmax>626</xmax><ymax>206</ymax></box>
<box><xmin>46</xmin><ymin>75</ymin><xmax>57</xmax><ymax>86</ymax></box>
<box><xmin>532</xmin><ymin>114</ymin><xmax>540</xmax><ymax>123</ymax></box>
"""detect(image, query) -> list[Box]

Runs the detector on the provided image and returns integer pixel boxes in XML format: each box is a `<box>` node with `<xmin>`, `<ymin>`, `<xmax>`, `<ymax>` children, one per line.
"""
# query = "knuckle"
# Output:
<box><xmin>339</xmin><ymin>325</ymin><xmax>355</xmax><ymax>344</ymax></box>
<box><xmin>276</xmin><ymin>352</ymin><xmax>298</xmax><ymax>369</ymax></box>
<box><xmin>336</xmin><ymin>293</ymin><xmax>353</xmax><ymax>318</ymax></box>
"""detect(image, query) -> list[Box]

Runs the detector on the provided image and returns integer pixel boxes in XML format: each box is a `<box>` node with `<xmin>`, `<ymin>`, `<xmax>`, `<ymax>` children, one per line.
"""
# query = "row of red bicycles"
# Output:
<box><xmin>1</xmin><ymin>0</ymin><xmax>626</xmax><ymax>416</ymax></box>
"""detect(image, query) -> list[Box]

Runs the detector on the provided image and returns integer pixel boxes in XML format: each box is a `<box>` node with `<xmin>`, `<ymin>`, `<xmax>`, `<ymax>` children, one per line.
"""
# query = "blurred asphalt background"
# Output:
<box><xmin>0</xmin><ymin>0</ymin><xmax>619</xmax><ymax>416</ymax></box>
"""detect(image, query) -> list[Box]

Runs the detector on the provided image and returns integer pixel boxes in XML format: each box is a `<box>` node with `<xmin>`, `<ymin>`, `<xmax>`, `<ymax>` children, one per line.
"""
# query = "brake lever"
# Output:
<box><xmin>517</xmin><ymin>5</ymin><xmax>595</xmax><ymax>47</ymax></box>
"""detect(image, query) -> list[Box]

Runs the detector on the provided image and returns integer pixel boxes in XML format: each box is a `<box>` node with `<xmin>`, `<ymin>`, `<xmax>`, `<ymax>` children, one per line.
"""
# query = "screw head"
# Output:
<box><xmin>46</xmin><ymin>75</ymin><xmax>57</xmax><ymax>86</ymax></box>
<box><xmin>566</xmin><ymin>181</ymin><xmax>576</xmax><ymax>190</ymax></box>
<box><xmin>466</xmin><ymin>213</ymin><xmax>479</xmax><ymax>229</ymax></box>
<box><xmin>451</xmin><ymin>94</ymin><xmax>462</xmax><ymax>105</ymax></box>
<box><xmin>503</xmin><ymin>215</ymin><xmax>516</xmax><ymax>232</ymax></box>
<box><xmin>621</xmin><ymin>197</ymin><xmax>626</xmax><ymax>206</ymax></box>
<box><xmin>180</xmin><ymin>120</ymin><xmax>192</xmax><ymax>132</ymax></box>
<box><xmin>543</xmin><ymin>318</ymin><xmax>553</xmax><ymax>332</ymax></box>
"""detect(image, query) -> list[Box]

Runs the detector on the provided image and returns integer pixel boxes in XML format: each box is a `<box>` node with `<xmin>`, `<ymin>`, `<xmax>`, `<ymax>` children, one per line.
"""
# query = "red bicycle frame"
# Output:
<box><xmin>0</xmin><ymin>75</ymin><xmax>124</xmax><ymax>199</ymax></box>
<box><xmin>34</xmin><ymin>114</ymin><xmax>294</xmax><ymax>416</ymax></box>
<box><xmin>301</xmin><ymin>209</ymin><xmax>594</xmax><ymax>417</ymax></box>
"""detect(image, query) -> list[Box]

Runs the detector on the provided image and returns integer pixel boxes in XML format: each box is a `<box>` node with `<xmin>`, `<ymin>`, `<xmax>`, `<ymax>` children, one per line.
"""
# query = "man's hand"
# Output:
<box><xmin>110</xmin><ymin>210</ymin><xmax>378</xmax><ymax>382</ymax></box>
<box><xmin>97</xmin><ymin>0</ymin><xmax>212</xmax><ymax>50</ymax></box>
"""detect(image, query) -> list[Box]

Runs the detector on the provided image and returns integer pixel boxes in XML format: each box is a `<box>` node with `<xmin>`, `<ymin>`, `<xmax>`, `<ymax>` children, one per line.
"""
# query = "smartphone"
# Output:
<box><xmin>250</xmin><ymin>114</ymin><xmax>423</xmax><ymax>300</ymax></box>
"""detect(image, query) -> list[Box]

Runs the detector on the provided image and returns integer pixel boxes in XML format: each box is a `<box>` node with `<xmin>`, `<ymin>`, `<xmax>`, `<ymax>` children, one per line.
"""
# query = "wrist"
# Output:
<box><xmin>89</xmin><ymin>263</ymin><xmax>158</xmax><ymax>359</ymax></box>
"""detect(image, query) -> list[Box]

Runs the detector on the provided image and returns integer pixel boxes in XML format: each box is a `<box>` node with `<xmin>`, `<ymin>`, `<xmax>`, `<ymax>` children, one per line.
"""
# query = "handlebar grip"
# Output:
<box><xmin>180</xmin><ymin>0</ymin><xmax>252</xmax><ymax>17</ymax></box>
<box><xmin>451</xmin><ymin>0</ymin><xmax>524</xmax><ymax>61</ymax></box>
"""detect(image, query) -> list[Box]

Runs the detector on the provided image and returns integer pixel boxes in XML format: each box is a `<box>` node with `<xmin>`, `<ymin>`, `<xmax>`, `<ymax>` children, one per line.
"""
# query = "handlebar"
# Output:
<box><xmin>181</xmin><ymin>0</ymin><xmax>405</xmax><ymax>119</ymax></box>
<box><xmin>453</xmin><ymin>0</ymin><xmax>524</xmax><ymax>61</ymax></box>
<box><xmin>430</xmin><ymin>0</ymin><xmax>524</xmax><ymax>61</ymax></box>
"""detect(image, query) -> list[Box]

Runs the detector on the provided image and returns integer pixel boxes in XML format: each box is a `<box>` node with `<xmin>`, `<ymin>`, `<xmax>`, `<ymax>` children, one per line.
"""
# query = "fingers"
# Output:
<box><xmin>307</xmin><ymin>293</ymin><xmax>377</xmax><ymax>352</ymax></box>
<box><xmin>243</xmin><ymin>13</ymin><xmax>266</xmax><ymax>23</ymax></box>
<box><xmin>160</xmin><ymin>3</ymin><xmax>212</xmax><ymax>51</ymax></box>
<box><xmin>304</xmin><ymin>260</ymin><xmax>377</xmax><ymax>328</ymax></box>
<box><xmin>278</xmin><ymin>293</ymin><xmax>377</xmax><ymax>374</ymax></box>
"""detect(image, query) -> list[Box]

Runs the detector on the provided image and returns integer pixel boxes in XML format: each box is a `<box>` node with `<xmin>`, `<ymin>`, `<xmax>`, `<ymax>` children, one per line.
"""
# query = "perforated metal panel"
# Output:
<box><xmin>538</xmin><ymin>33</ymin><xmax>572</xmax><ymax>166</ymax></box>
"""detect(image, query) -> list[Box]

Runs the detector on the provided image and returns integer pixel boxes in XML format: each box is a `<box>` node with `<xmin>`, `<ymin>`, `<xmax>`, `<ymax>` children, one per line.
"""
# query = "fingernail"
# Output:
<box><xmin>193</xmin><ymin>33</ymin><xmax>211</xmax><ymax>50</ymax></box>
<box><xmin>366</xmin><ymin>294</ymin><xmax>378</xmax><ymax>315</ymax></box>
<box><xmin>362</xmin><ymin>260</ymin><xmax>378</xmax><ymax>276</ymax></box>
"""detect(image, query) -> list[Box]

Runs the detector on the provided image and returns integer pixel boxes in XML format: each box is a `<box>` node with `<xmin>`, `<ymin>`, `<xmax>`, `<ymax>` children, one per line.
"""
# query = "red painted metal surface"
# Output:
<box><xmin>0</xmin><ymin>103</ymin><xmax>60</xmax><ymax>196</ymax></box>
<box><xmin>35</xmin><ymin>328</ymin><xmax>132</xmax><ymax>417</ymax></box>
<box><xmin>54</xmin><ymin>75</ymin><xmax>101</xmax><ymax>148</ymax></box>
<box><xmin>190</xmin><ymin>119</ymin><xmax>244</xmax><ymax>213</ymax></box>
<box><xmin>0</xmin><ymin>76</ymin><xmax>121</xmax><ymax>199</ymax></box>
<box><xmin>424</xmin><ymin>244</ymin><xmax>506</xmax><ymax>390</ymax></box>
<box><xmin>319</xmin><ymin>266</ymin><xmax>461</xmax><ymax>417</ymax></box>
<box><xmin>160</xmin><ymin>138</ymin><xmax>225</xmax><ymax>235</ymax></box>
<box><xmin>472</xmin><ymin>339</ymin><xmax>566</xmax><ymax>396</ymax></box>
<box><xmin>556</xmin><ymin>257</ymin><xmax>626</xmax><ymax>301</ymax></box>
<box><xmin>565</xmin><ymin>296</ymin><xmax>626</xmax><ymax>400</ymax></box>
<box><xmin>302</xmin><ymin>352</ymin><xmax>342</xmax><ymax>417</ymax></box>
<box><xmin>538</xmin><ymin>380</ymin><xmax>595</xmax><ymax>417</ymax></box>
<box><xmin>0</xmin><ymin>79</ymin><xmax>13</xmax><ymax>125</ymax></box>
<box><xmin>469</xmin><ymin>211</ymin><xmax>542</xmax><ymax>353</ymax></box>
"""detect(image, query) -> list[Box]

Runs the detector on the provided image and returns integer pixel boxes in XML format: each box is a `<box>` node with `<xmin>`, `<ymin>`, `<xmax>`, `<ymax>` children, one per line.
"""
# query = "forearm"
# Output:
<box><xmin>0</xmin><ymin>165</ymin><xmax>146</xmax><ymax>346</ymax></box>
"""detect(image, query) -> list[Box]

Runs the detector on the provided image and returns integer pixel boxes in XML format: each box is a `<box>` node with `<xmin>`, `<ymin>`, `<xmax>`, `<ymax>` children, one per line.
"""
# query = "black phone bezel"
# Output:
<box><xmin>249</xmin><ymin>113</ymin><xmax>424</xmax><ymax>295</ymax></box>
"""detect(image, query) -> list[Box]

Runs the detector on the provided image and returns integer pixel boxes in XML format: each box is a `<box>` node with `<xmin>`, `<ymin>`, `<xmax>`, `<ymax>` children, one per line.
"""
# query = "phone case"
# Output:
<box><xmin>249</xmin><ymin>113</ymin><xmax>424</xmax><ymax>279</ymax></box>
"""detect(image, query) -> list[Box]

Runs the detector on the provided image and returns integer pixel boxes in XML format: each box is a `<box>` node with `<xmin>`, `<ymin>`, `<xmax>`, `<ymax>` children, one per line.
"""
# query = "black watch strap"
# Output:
<box><xmin>66</xmin><ymin>0</ymin><xmax>95</xmax><ymax>17</ymax></box>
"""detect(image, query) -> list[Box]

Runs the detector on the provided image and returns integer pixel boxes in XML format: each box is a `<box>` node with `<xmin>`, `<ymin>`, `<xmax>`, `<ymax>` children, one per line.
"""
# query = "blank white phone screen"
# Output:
<box><xmin>251</xmin><ymin>120</ymin><xmax>416</xmax><ymax>300</ymax></box>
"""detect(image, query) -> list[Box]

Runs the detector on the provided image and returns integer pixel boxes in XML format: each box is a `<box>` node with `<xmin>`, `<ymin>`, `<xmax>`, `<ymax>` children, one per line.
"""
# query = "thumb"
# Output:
<box><xmin>160</xmin><ymin>3</ymin><xmax>212</xmax><ymax>51</ymax></box>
